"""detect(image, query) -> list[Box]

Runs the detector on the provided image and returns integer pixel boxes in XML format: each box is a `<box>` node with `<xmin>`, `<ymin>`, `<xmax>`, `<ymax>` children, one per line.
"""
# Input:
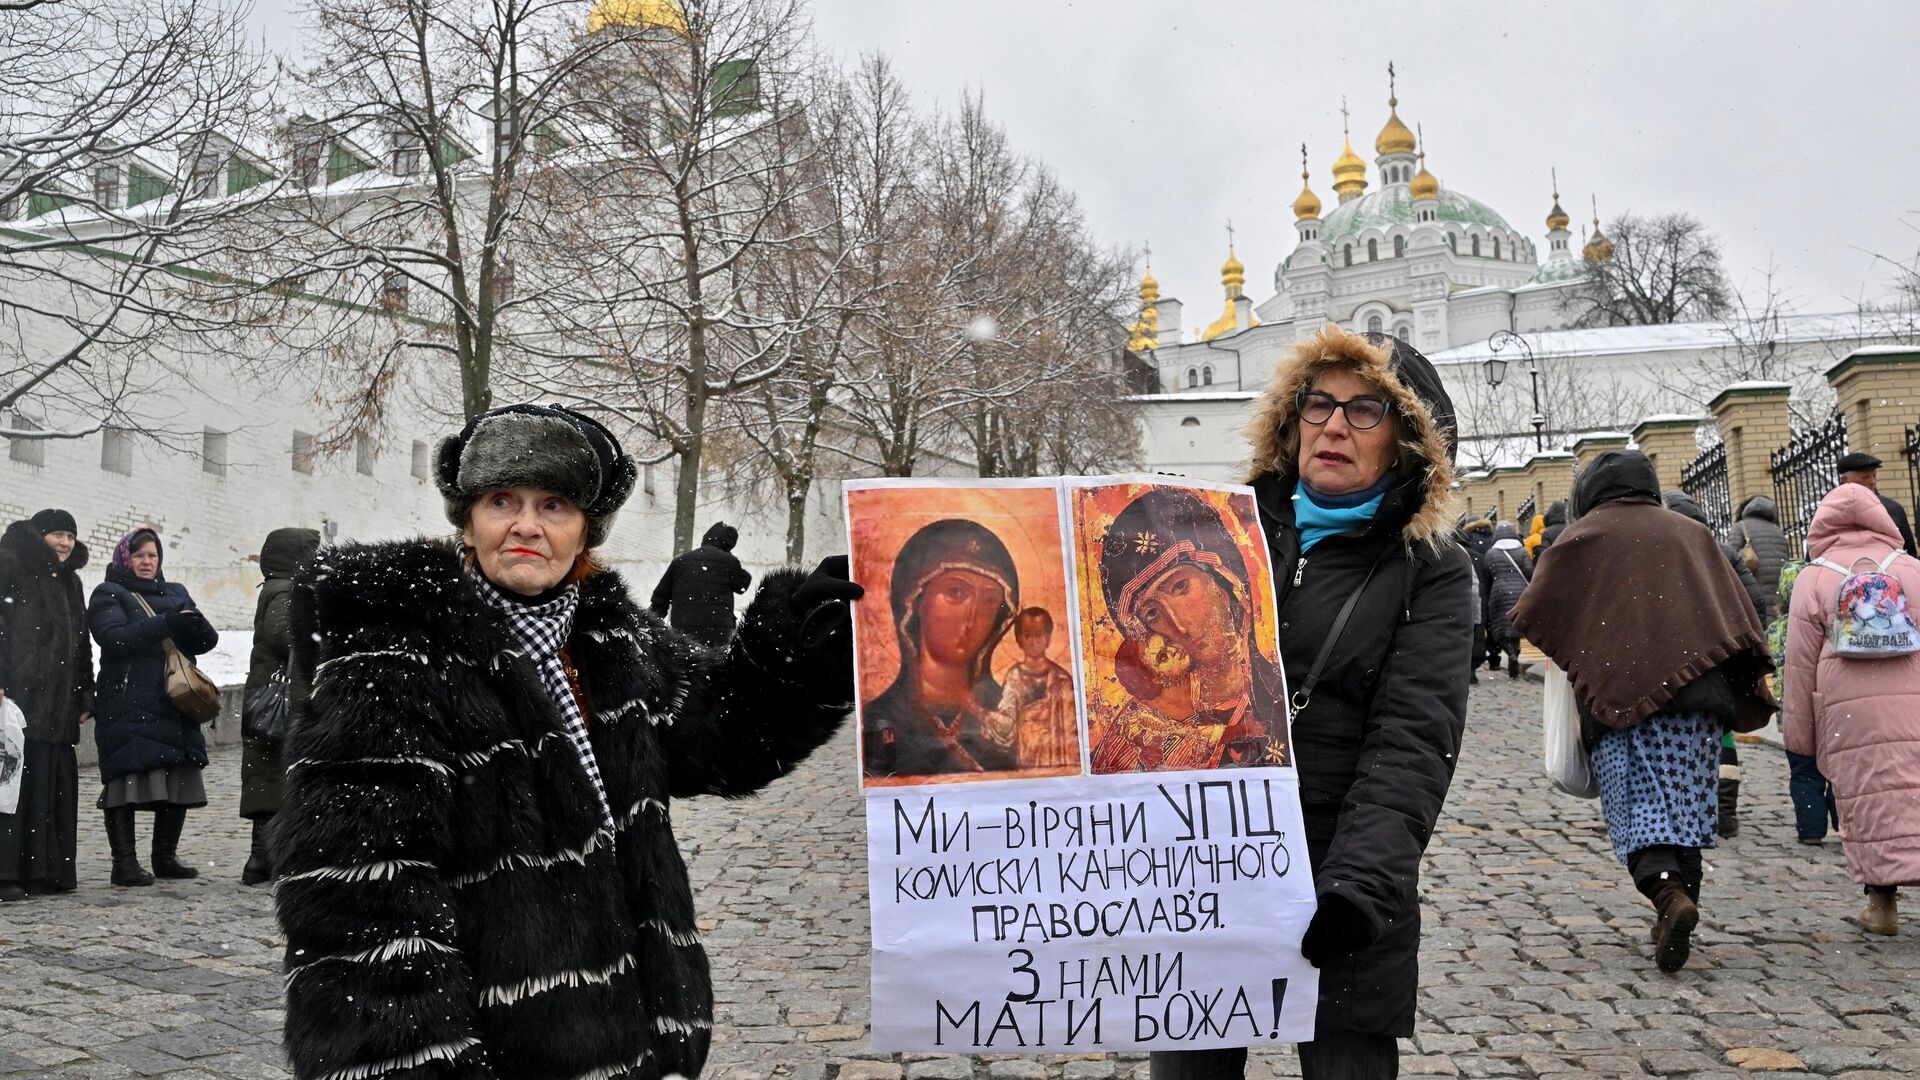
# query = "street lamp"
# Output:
<box><xmin>1485</xmin><ymin>329</ymin><xmax>1544</xmax><ymax>452</ymax></box>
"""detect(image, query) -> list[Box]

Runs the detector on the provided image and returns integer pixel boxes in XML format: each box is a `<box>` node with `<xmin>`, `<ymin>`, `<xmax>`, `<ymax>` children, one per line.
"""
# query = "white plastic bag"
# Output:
<box><xmin>0</xmin><ymin>697</ymin><xmax>26</xmax><ymax>815</ymax></box>
<box><xmin>1542</xmin><ymin>660</ymin><xmax>1598</xmax><ymax>798</ymax></box>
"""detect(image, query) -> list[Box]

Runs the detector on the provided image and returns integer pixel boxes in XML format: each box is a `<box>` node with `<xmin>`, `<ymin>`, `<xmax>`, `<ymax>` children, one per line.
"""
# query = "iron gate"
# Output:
<box><xmin>1680</xmin><ymin>442</ymin><xmax>1732</xmax><ymax>540</ymax></box>
<box><xmin>1770</xmin><ymin>413</ymin><xmax>1848</xmax><ymax>558</ymax></box>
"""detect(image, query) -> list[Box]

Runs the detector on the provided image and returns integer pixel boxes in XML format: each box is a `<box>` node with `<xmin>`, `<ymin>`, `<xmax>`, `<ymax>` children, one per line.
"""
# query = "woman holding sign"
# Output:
<box><xmin>272</xmin><ymin>403</ymin><xmax>862</xmax><ymax>1080</ymax></box>
<box><xmin>1152</xmin><ymin>325</ymin><xmax>1473</xmax><ymax>1079</ymax></box>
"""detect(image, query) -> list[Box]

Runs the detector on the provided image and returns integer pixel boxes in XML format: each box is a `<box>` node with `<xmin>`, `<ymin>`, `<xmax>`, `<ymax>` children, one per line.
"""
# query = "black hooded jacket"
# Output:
<box><xmin>1727</xmin><ymin>496</ymin><xmax>1791</xmax><ymax>609</ymax></box>
<box><xmin>0</xmin><ymin>521</ymin><xmax>94</xmax><ymax>744</ymax></box>
<box><xmin>1536</xmin><ymin>500</ymin><xmax>1569</xmax><ymax>555</ymax></box>
<box><xmin>650</xmin><ymin>523</ymin><xmax>753</xmax><ymax>647</ymax></box>
<box><xmin>1246</xmin><ymin>329</ymin><xmax>1472</xmax><ymax>1038</ymax></box>
<box><xmin>1663</xmin><ymin>491</ymin><xmax>1775</xmax><ymax>623</ymax></box>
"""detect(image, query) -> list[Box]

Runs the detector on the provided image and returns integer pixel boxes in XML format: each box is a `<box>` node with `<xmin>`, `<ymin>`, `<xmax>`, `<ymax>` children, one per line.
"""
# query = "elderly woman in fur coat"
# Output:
<box><xmin>1151</xmin><ymin>326</ymin><xmax>1473</xmax><ymax>1080</ymax></box>
<box><xmin>273</xmin><ymin>403</ymin><xmax>862</xmax><ymax>1080</ymax></box>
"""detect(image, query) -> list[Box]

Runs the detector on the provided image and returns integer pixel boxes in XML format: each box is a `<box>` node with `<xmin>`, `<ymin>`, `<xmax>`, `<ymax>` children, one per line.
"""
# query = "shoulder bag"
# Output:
<box><xmin>243</xmin><ymin>661</ymin><xmax>293</xmax><ymax>744</ymax></box>
<box><xmin>130</xmin><ymin>593</ymin><xmax>222</xmax><ymax>725</ymax></box>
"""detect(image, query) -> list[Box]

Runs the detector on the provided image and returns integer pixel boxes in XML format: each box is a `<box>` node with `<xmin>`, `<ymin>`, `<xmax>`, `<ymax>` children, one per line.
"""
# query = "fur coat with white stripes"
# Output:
<box><xmin>273</xmin><ymin>539</ymin><xmax>850</xmax><ymax>1080</ymax></box>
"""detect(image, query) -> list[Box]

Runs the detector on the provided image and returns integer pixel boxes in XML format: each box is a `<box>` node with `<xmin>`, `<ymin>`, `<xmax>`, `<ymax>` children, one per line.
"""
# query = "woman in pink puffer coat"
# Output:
<box><xmin>1782</xmin><ymin>483</ymin><xmax>1920</xmax><ymax>936</ymax></box>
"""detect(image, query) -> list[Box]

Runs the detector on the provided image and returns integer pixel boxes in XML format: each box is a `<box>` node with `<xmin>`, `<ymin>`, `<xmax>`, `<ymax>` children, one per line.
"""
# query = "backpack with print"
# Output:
<box><xmin>1810</xmin><ymin>551</ymin><xmax>1920</xmax><ymax>658</ymax></box>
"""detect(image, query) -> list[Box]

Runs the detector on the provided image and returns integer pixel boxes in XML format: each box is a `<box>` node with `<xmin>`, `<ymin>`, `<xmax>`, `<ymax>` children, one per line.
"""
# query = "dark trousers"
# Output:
<box><xmin>1787</xmin><ymin>751</ymin><xmax>1839</xmax><ymax>840</ymax></box>
<box><xmin>1149</xmin><ymin>1032</ymin><xmax>1400</xmax><ymax>1079</ymax></box>
<box><xmin>1627</xmin><ymin>844</ymin><xmax>1702</xmax><ymax>901</ymax></box>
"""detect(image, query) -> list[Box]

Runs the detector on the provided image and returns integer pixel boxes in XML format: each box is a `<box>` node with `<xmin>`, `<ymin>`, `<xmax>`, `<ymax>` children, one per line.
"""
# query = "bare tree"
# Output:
<box><xmin>1564</xmin><ymin>211</ymin><xmax>1733</xmax><ymax>327</ymax></box>
<box><xmin>1</xmin><ymin>0</ymin><xmax>273</xmax><ymax>443</ymax></box>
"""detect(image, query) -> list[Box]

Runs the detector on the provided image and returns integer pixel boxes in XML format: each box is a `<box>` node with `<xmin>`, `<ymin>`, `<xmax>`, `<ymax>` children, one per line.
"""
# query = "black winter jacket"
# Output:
<box><xmin>1486</xmin><ymin>524</ymin><xmax>1532</xmax><ymax>645</ymax></box>
<box><xmin>87</xmin><ymin>567</ymin><xmax>217</xmax><ymax>782</ymax></box>
<box><xmin>649</xmin><ymin>524</ymin><xmax>752</xmax><ymax>647</ymax></box>
<box><xmin>275</xmin><ymin>540</ymin><xmax>849</xmax><ymax>1080</ymax></box>
<box><xmin>0</xmin><ymin>521</ymin><xmax>94</xmax><ymax>744</ymax></box>
<box><xmin>240</xmin><ymin>527</ymin><xmax>320</xmax><ymax>817</ymax></box>
<box><xmin>1878</xmin><ymin>493</ymin><xmax>1917</xmax><ymax>557</ymax></box>
<box><xmin>1536</xmin><ymin>501</ymin><xmax>1569</xmax><ymax>555</ymax></box>
<box><xmin>1663</xmin><ymin>491</ymin><xmax>1774</xmax><ymax>623</ymax></box>
<box><xmin>1253</xmin><ymin>472</ymin><xmax>1471</xmax><ymax>1036</ymax></box>
<box><xmin>1728</xmin><ymin>496</ymin><xmax>1791</xmax><ymax>611</ymax></box>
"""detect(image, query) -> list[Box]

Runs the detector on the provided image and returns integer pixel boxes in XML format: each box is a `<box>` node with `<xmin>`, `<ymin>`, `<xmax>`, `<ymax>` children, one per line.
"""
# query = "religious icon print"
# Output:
<box><xmin>1069</xmin><ymin>480</ymin><xmax>1290</xmax><ymax>774</ymax></box>
<box><xmin>847</xmin><ymin>481</ymin><xmax>1084</xmax><ymax>787</ymax></box>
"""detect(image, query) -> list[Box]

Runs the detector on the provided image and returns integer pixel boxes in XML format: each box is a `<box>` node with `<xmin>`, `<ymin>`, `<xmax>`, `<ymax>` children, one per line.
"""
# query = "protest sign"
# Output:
<box><xmin>848</xmin><ymin>476</ymin><xmax>1319</xmax><ymax>1054</ymax></box>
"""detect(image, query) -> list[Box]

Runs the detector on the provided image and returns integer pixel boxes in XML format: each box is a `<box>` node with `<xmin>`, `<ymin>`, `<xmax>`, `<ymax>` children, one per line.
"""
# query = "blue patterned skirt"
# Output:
<box><xmin>1591</xmin><ymin>710</ymin><xmax>1721</xmax><ymax>864</ymax></box>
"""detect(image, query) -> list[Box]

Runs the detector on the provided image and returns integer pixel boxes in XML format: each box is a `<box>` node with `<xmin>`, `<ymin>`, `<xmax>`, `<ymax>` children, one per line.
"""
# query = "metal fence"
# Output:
<box><xmin>1680</xmin><ymin>442</ymin><xmax>1732</xmax><ymax>540</ymax></box>
<box><xmin>1906</xmin><ymin>421</ymin><xmax>1920</xmax><ymax>517</ymax></box>
<box><xmin>1515</xmin><ymin>494</ymin><xmax>1537</xmax><ymax>525</ymax></box>
<box><xmin>1770</xmin><ymin>413</ymin><xmax>1848</xmax><ymax>558</ymax></box>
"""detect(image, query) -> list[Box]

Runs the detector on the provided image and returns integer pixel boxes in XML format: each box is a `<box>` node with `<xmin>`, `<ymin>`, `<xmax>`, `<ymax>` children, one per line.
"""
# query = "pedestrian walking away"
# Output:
<box><xmin>0</xmin><ymin>509</ymin><xmax>96</xmax><ymax>900</ymax></box>
<box><xmin>1535</xmin><ymin>500</ymin><xmax>1568</xmax><ymax>557</ymax></box>
<box><xmin>1512</xmin><ymin>450</ymin><xmax>1775</xmax><ymax>974</ymax></box>
<box><xmin>1728</xmin><ymin>495</ymin><xmax>1790</xmax><ymax>612</ymax></box>
<box><xmin>237</xmin><ymin>526</ymin><xmax>320</xmax><ymax>885</ymax></box>
<box><xmin>273</xmin><ymin>403</ymin><xmax>864</xmax><ymax>1080</ymax></box>
<box><xmin>1781</xmin><ymin>482</ymin><xmax>1920</xmax><ymax>936</ymax></box>
<box><xmin>1150</xmin><ymin>324</ymin><xmax>1472</xmax><ymax>1079</ymax></box>
<box><xmin>1461</xmin><ymin>516</ymin><xmax>1496</xmax><ymax>674</ymax></box>
<box><xmin>1487</xmin><ymin>520</ymin><xmax>1532</xmax><ymax>679</ymax></box>
<box><xmin>86</xmin><ymin>528</ymin><xmax>219</xmax><ymax>887</ymax></box>
<box><xmin>1837</xmin><ymin>452</ymin><xmax>1918</xmax><ymax>557</ymax></box>
<box><xmin>650</xmin><ymin>521</ymin><xmax>754</xmax><ymax>647</ymax></box>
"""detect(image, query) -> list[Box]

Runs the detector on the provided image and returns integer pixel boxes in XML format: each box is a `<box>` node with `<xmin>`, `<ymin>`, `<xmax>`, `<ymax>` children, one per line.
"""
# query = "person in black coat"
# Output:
<box><xmin>649</xmin><ymin>521</ymin><xmax>753</xmax><ymax>647</ymax></box>
<box><xmin>1727</xmin><ymin>495</ymin><xmax>1791</xmax><ymax>613</ymax></box>
<box><xmin>1536</xmin><ymin>500</ymin><xmax>1569</xmax><ymax>555</ymax></box>
<box><xmin>87</xmin><ymin>528</ymin><xmax>218</xmax><ymax>887</ymax></box>
<box><xmin>1149</xmin><ymin>325</ymin><xmax>1471</xmax><ymax>1080</ymax></box>
<box><xmin>237</xmin><ymin>527</ymin><xmax>321</xmax><ymax>885</ymax></box>
<box><xmin>1663</xmin><ymin>492</ymin><xmax>1774</xmax><ymax>624</ymax></box>
<box><xmin>1837</xmin><ymin>452</ymin><xmax>1917</xmax><ymax>557</ymax></box>
<box><xmin>275</xmin><ymin>404</ymin><xmax>862</xmax><ymax>1080</ymax></box>
<box><xmin>0</xmin><ymin>510</ymin><xmax>95</xmax><ymax>899</ymax></box>
<box><xmin>1460</xmin><ymin>517</ymin><xmax>1496</xmax><ymax>676</ymax></box>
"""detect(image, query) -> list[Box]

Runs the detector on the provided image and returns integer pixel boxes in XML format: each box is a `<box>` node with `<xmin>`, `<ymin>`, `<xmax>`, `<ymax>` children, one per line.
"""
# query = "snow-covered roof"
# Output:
<box><xmin>1125</xmin><ymin>391</ymin><xmax>1259</xmax><ymax>404</ymax></box>
<box><xmin>1429</xmin><ymin>311</ymin><xmax>1916</xmax><ymax>366</ymax></box>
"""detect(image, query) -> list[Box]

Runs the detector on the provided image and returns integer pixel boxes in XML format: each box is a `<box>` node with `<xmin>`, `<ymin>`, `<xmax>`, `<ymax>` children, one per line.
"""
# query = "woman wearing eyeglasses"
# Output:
<box><xmin>1151</xmin><ymin>324</ymin><xmax>1473</xmax><ymax>1080</ymax></box>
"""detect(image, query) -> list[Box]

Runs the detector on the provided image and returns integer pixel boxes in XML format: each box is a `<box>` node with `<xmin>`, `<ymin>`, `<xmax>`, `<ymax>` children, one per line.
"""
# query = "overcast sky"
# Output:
<box><xmin>247</xmin><ymin>1</ymin><xmax>1920</xmax><ymax>319</ymax></box>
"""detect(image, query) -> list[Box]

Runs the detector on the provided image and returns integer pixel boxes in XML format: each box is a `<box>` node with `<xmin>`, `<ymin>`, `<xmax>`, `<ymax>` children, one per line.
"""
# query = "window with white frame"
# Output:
<box><xmin>202</xmin><ymin>428</ymin><xmax>228</xmax><ymax>477</ymax></box>
<box><xmin>356</xmin><ymin>434</ymin><xmax>376</xmax><ymax>476</ymax></box>
<box><xmin>411</xmin><ymin>440</ymin><xmax>430</xmax><ymax>480</ymax></box>
<box><xmin>8</xmin><ymin>415</ymin><xmax>44</xmax><ymax>466</ymax></box>
<box><xmin>292</xmin><ymin>430</ymin><xmax>316</xmax><ymax>475</ymax></box>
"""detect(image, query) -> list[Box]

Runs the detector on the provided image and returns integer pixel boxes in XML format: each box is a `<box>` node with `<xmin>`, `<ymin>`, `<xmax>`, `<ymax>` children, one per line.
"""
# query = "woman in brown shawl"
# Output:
<box><xmin>1511</xmin><ymin>449</ymin><xmax>1773</xmax><ymax>974</ymax></box>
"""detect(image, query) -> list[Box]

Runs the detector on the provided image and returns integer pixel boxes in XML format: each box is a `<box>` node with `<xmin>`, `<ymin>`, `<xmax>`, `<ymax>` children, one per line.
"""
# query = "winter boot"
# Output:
<box><xmin>104</xmin><ymin>807</ymin><xmax>154</xmax><ymax>887</ymax></box>
<box><xmin>1651</xmin><ymin>881</ymin><xmax>1699</xmax><ymax>972</ymax></box>
<box><xmin>1507</xmin><ymin>649</ymin><xmax>1522</xmax><ymax>680</ymax></box>
<box><xmin>149</xmin><ymin>806</ymin><xmax>199</xmax><ymax>880</ymax></box>
<box><xmin>241</xmin><ymin>816</ymin><xmax>273</xmax><ymax>886</ymax></box>
<box><xmin>1862</xmin><ymin>889</ymin><xmax>1898</xmax><ymax>936</ymax></box>
<box><xmin>1716</xmin><ymin>775</ymin><xmax>1741</xmax><ymax>838</ymax></box>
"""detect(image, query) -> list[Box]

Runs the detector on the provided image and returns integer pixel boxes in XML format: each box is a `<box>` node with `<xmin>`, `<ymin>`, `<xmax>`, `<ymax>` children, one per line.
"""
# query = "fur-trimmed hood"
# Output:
<box><xmin>1245</xmin><ymin>323</ymin><xmax>1458</xmax><ymax>549</ymax></box>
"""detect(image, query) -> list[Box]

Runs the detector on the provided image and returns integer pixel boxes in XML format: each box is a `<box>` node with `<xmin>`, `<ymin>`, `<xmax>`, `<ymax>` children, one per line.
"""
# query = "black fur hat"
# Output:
<box><xmin>435</xmin><ymin>403</ymin><xmax>638</xmax><ymax>548</ymax></box>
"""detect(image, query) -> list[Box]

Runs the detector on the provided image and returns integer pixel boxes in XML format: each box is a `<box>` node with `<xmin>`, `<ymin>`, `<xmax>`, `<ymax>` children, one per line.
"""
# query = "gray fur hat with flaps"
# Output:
<box><xmin>435</xmin><ymin>403</ymin><xmax>638</xmax><ymax>548</ymax></box>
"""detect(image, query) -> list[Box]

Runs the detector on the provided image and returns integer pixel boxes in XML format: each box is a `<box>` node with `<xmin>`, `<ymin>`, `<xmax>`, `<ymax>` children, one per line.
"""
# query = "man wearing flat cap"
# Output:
<box><xmin>1838</xmin><ymin>452</ymin><xmax>1917</xmax><ymax>556</ymax></box>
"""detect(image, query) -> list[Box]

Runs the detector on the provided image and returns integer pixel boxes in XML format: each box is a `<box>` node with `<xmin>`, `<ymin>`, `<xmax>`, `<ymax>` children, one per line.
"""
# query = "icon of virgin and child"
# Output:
<box><xmin>1085</xmin><ymin>486</ymin><xmax>1289</xmax><ymax>773</ymax></box>
<box><xmin>861</xmin><ymin>519</ymin><xmax>1079</xmax><ymax>781</ymax></box>
<box><xmin>857</xmin><ymin>484</ymin><xmax>1287</xmax><ymax>782</ymax></box>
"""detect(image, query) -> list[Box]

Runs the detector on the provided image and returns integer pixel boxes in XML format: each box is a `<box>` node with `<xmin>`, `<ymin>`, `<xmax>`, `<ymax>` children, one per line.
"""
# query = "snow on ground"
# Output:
<box><xmin>199</xmin><ymin>630</ymin><xmax>254</xmax><ymax>688</ymax></box>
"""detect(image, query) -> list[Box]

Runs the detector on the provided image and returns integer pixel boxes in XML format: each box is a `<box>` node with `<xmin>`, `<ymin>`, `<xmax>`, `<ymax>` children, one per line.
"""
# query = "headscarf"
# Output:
<box><xmin>1510</xmin><ymin>450</ymin><xmax>1774</xmax><ymax>732</ymax></box>
<box><xmin>106</xmin><ymin>527</ymin><xmax>165</xmax><ymax>591</ymax></box>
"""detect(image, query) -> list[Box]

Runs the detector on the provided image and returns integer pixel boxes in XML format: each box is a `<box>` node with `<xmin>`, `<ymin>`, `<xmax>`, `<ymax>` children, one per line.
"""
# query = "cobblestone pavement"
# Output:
<box><xmin>3</xmin><ymin>675</ymin><xmax>1916</xmax><ymax>1079</ymax></box>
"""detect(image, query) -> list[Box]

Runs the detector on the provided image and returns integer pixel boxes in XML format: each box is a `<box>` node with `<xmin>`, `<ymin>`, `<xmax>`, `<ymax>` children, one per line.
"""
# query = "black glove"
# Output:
<box><xmin>790</xmin><ymin>555</ymin><xmax>864</xmax><ymax>613</ymax></box>
<box><xmin>163</xmin><ymin>610</ymin><xmax>200</xmax><ymax>641</ymax></box>
<box><xmin>791</xmin><ymin>556</ymin><xmax>864</xmax><ymax>703</ymax></box>
<box><xmin>1299</xmin><ymin>892</ymin><xmax>1375</xmax><ymax>968</ymax></box>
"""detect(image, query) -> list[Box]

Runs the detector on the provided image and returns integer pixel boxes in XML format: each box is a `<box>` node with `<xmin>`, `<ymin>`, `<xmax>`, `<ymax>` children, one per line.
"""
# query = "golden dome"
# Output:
<box><xmin>586</xmin><ymin>0</ymin><xmax>688</xmax><ymax>34</ymax></box>
<box><xmin>1546</xmin><ymin>198</ymin><xmax>1570</xmax><ymax>232</ymax></box>
<box><xmin>1292</xmin><ymin>145</ymin><xmax>1321</xmax><ymax>220</ymax></box>
<box><xmin>1331</xmin><ymin>137</ymin><xmax>1367</xmax><ymax>196</ymax></box>
<box><xmin>1140</xmin><ymin>267</ymin><xmax>1160</xmax><ymax>301</ymax></box>
<box><xmin>1409</xmin><ymin>150</ymin><xmax>1439</xmax><ymax>200</ymax></box>
<box><xmin>1583</xmin><ymin>197</ymin><xmax>1613</xmax><ymax>262</ymax></box>
<box><xmin>1376</xmin><ymin>95</ymin><xmax>1416</xmax><ymax>156</ymax></box>
<box><xmin>1221</xmin><ymin>247</ymin><xmax>1245</xmax><ymax>292</ymax></box>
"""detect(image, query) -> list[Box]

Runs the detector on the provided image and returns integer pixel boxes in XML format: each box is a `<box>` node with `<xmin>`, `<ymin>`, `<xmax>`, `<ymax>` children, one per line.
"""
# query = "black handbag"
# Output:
<box><xmin>242</xmin><ymin>663</ymin><xmax>292</xmax><ymax>744</ymax></box>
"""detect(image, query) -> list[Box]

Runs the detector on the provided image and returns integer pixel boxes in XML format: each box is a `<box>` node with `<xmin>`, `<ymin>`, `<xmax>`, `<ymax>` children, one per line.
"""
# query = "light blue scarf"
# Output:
<box><xmin>1293</xmin><ymin>476</ymin><xmax>1391</xmax><ymax>552</ymax></box>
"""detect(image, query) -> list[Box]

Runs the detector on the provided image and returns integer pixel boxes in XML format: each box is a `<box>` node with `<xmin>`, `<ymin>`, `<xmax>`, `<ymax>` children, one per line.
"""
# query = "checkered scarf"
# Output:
<box><xmin>474</xmin><ymin>574</ymin><xmax>614</xmax><ymax>832</ymax></box>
